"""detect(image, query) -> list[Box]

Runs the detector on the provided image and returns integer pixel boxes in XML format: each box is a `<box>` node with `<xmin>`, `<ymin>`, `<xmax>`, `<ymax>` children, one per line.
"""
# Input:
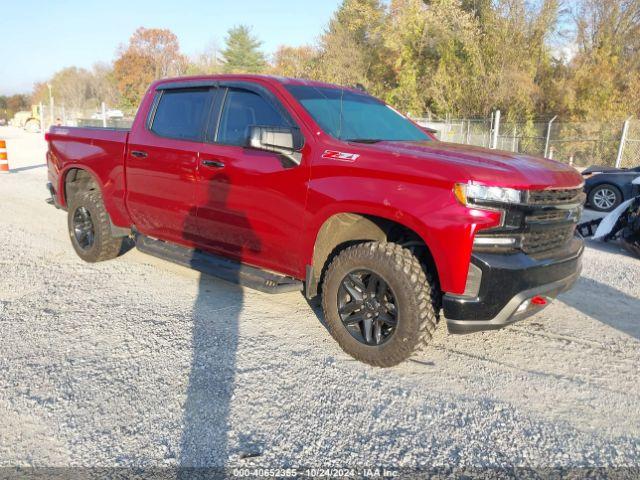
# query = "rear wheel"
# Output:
<box><xmin>589</xmin><ymin>184</ymin><xmax>622</xmax><ymax>212</ymax></box>
<box><xmin>67</xmin><ymin>189</ymin><xmax>125</xmax><ymax>262</ymax></box>
<box><xmin>321</xmin><ymin>242</ymin><xmax>439</xmax><ymax>367</ymax></box>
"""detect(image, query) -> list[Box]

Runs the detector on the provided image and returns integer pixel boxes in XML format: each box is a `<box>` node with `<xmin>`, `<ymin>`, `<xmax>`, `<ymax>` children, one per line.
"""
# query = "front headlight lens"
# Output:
<box><xmin>454</xmin><ymin>182</ymin><xmax>523</xmax><ymax>206</ymax></box>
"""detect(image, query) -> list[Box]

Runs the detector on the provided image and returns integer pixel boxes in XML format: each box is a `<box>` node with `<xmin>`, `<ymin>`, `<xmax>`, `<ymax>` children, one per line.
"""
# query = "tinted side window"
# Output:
<box><xmin>151</xmin><ymin>88</ymin><xmax>211</xmax><ymax>141</ymax></box>
<box><xmin>217</xmin><ymin>89</ymin><xmax>288</xmax><ymax>146</ymax></box>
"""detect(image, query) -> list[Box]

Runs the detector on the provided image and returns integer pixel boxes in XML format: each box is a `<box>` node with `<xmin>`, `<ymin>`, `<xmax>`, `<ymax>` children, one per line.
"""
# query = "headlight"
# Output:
<box><xmin>454</xmin><ymin>182</ymin><xmax>523</xmax><ymax>206</ymax></box>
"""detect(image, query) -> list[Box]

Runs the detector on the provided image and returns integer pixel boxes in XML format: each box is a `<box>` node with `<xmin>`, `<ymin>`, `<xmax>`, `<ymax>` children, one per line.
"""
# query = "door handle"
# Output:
<box><xmin>201</xmin><ymin>159</ymin><xmax>225</xmax><ymax>168</ymax></box>
<box><xmin>131</xmin><ymin>150</ymin><xmax>148</xmax><ymax>158</ymax></box>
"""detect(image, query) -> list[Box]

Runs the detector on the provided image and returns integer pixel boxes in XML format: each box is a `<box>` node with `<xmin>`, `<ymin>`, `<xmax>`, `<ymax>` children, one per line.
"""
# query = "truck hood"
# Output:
<box><xmin>366</xmin><ymin>140</ymin><xmax>583</xmax><ymax>190</ymax></box>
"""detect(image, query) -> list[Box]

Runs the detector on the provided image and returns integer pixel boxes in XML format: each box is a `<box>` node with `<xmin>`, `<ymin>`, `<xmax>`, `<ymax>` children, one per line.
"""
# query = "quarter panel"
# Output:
<box><xmin>48</xmin><ymin>127</ymin><xmax>130</xmax><ymax>227</ymax></box>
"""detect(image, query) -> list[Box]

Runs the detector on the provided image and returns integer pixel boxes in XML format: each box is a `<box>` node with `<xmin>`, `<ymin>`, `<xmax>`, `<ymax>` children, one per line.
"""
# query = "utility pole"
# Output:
<box><xmin>47</xmin><ymin>83</ymin><xmax>54</xmax><ymax>126</ymax></box>
<box><xmin>39</xmin><ymin>102</ymin><xmax>45</xmax><ymax>134</ymax></box>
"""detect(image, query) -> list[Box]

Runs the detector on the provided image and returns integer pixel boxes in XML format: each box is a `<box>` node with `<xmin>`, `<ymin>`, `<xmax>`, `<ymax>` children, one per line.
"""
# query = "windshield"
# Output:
<box><xmin>286</xmin><ymin>85</ymin><xmax>430</xmax><ymax>143</ymax></box>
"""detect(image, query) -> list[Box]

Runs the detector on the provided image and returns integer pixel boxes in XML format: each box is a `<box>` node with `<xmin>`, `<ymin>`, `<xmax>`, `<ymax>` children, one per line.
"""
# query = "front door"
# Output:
<box><xmin>195</xmin><ymin>85</ymin><xmax>309</xmax><ymax>277</ymax></box>
<box><xmin>126</xmin><ymin>87</ymin><xmax>213</xmax><ymax>245</ymax></box>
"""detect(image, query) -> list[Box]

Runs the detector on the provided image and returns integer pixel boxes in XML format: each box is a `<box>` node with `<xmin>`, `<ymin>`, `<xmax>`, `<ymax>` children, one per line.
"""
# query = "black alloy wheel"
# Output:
<box><xmin>67</xmin><ymin>189</ymin><xmax>127</xmax><ymax>263</ymax></box>
<box><xmin>321</xmin><ymin>242</ymin><xmax>439</xmax><ymax>367</ymax></box>
<box><xmin>72</xmin><ymin>206</ymin><xmax>95</xmax><ymax>250</ymax></box>
<box><xmin>338</xmin><ymin>269</ymin><xmax>398</xmax><ymax>345</ymax></box>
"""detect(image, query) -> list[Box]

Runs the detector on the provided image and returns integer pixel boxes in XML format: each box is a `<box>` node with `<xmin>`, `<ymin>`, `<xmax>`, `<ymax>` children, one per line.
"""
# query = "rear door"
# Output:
<box><xmin>195</xmin><ymin>83</ymin><xmax>310</xmax><ymax>277</ymax></box>
<box><xmin>126</xmin><ymin>86</ymin><xmax>214</xmax><ymax>245</ymax></box>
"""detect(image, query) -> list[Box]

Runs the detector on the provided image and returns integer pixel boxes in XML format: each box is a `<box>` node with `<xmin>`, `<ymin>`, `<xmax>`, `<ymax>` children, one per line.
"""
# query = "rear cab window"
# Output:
<box><xmin>150</xmin><ymin>88</ymin><xmax>212</xmax><ymax>141</ymax></box>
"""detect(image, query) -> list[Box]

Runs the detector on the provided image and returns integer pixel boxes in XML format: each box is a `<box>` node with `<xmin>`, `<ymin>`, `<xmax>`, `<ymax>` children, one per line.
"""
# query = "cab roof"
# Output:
<box><xmin>152</xmin><ymin>74</ymin><xmax>366</xmax><ymax>94</ymax></box>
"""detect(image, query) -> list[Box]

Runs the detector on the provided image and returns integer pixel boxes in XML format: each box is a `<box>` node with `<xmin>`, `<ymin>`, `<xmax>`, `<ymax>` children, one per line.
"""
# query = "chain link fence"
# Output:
<box><xmin>421</xmin><ymin>118</ymin><xmax>494</xmax><ymax>148</ymax></box>
<box><xmin>496</xmin><ymin>121</ymin><xmax>547</xmax><ymax>157</ymax></box>
<box><xmin>547</xmin><ymin>121</ymin><xmax>624</xmax><ymax>168</ymax></box>
<box><xmin>416</xmin><ymin>116</ymin><xmax>639</xmax><ymax>169</ymax></box>
<box><xmin>620</xmin><ymin>120</ymin><xmax>640</xmax><ymax>169</ymax></box>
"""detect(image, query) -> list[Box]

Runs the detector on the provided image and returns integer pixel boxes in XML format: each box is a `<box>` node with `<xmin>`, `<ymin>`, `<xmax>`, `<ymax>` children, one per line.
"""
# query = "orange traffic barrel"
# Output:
<box><xmin>0</xmin><ymin>140</ymin><xmax>9</xmax><ymax>173</ymax></box>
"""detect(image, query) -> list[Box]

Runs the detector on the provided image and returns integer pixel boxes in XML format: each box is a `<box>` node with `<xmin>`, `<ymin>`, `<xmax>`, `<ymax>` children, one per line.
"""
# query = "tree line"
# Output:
<box><xmin>20</xmin><ymin>0</ymin><xmax>640</xmax><ymax>122</ymax></box>
<box><xmin>0</xmin><ymin>94</ymin><xmax>31</xmax><ymax>122</ymax></box>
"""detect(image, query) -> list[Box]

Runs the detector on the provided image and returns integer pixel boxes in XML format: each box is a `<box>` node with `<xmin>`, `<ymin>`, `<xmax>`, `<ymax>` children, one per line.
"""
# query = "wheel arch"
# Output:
<box><xmin>60</xmin><ymin>166</ymin><xmax>131</xmax><ymax>237</ymax></box>
<box><xmin>61</xmin><ymin>166</ymin><xmax>102</xmax><ymax>206</ymax></box>
<box><xmin>305</xmin><ymin>211</ymin><xmax>440</xmax><ymax>299</ymax></box>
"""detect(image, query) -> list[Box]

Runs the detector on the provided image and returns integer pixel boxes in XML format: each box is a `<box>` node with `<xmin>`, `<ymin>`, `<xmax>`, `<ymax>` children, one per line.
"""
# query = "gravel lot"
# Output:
<box><xmin>0</xmin><ymin>126</ymin><xmax>639</xmax><ymax>471</ymax></box>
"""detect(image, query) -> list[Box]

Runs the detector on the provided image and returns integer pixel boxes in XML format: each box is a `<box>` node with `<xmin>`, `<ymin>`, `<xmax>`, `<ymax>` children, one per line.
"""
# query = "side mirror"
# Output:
<box><xmin>248</xmin><ymin>126</ymin><xmax>303</xmax><ymax>164</ymax></box>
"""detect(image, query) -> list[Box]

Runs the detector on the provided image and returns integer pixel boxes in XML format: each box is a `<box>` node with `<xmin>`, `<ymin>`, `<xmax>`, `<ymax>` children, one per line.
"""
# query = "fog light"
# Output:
<box><xmin>473</xmin><ymin>237</ymin><xmax>517</xmax><ymax>246</ymax></box>
<box><xmin>516</xmin><ymin>299</ymin><xmax>531</xmax><ymax>313</ymax></box>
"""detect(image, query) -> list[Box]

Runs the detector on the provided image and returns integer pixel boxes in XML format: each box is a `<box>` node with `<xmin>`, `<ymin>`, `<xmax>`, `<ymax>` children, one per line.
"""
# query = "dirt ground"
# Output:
<box><xmin>0</xmin><ymin>126</ymin><xmax>638</xmax><ymax>470</ymax></box>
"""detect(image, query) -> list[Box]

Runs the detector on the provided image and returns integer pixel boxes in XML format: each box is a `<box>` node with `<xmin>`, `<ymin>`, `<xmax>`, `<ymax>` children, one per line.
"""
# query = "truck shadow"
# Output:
<box><xmin>304</xmin><ymin>296</ymin><xmax>330</xmax><ymax>333</ymax></box>
<box><xmin>179</xmin><ymin>275</ymin><xmax>241</xmax><ymax>468</ymax></box>
<box><xmin>559</xmin><ymin>276</ymin><xmax>640</xmax><ymax>341</ymax></box>
<box><xmin>179</xmin><ymin>172</ymin><xmax>260</xmax><ymax>468</ymax></box>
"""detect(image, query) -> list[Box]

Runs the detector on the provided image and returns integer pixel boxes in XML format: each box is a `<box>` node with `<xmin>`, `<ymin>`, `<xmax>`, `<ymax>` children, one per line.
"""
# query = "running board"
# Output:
<box><xmin>135</xmin><ymin>234</ymin><xmax>303</xmax><ymax>294</ymax></box>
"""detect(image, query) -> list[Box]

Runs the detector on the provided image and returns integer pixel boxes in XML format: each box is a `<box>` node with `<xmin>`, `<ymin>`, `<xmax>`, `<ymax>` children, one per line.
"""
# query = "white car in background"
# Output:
<box><xmin>90</xmin><ymin>109</ymin><xmax>124</xmax><ymax>120</ymax></box>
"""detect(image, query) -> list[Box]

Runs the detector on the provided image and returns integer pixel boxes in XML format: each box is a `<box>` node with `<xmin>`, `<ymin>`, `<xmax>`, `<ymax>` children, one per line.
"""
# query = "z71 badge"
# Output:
<box><xmin>321</xmin><ymin>150</ymin><xmax>360</xmax><ymax>162</ymax></box>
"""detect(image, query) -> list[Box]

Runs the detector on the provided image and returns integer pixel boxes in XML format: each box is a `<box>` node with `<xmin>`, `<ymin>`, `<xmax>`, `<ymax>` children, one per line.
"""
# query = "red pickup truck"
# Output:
<box><xmin>46</xmin><ymin>74</ymin><xmax>585</xmax><ymax>366</ymax></box>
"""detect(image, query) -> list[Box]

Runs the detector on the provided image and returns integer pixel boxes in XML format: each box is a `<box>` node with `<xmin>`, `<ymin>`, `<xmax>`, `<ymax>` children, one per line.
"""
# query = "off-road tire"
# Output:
<box><xmin>67</xmin><ymin>189</ymin><xmax>124</xmax><ymax>263</ymax></box>
<box><xmin>321</xmin><ymin>242</ymin><xmax>439</xmax><ymax>367</ymax></box>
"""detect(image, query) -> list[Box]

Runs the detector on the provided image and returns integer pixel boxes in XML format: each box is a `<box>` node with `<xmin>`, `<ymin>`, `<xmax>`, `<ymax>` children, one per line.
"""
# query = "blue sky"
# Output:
<box><xmin>0</xmin><ymin>0</ymin><xmax>342</xmax><ymax>95</ymax></box>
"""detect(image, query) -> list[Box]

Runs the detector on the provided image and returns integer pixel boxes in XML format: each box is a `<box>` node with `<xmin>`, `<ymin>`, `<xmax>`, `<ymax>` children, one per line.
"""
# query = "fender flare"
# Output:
<box><xmin>59</xmin><ymin>165</ymin><xmax>103</xmax><ymax>207</ymax></box>
<box><xmin>305</xmin><ymin>210</ymin><xmax>438</xmax><ymax>298</ymax></box>
<box><xmin>59</xmin><ymin>166</ymin><xmax>131</xmax><ymax>238</ymax></box>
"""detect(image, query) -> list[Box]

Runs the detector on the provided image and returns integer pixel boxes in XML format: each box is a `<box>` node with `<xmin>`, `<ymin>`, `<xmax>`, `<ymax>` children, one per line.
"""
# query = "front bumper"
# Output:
<box><xmin>444</xmin><ymin>237</ymin><xmax>583</xmax><ymax>334</ymax></box>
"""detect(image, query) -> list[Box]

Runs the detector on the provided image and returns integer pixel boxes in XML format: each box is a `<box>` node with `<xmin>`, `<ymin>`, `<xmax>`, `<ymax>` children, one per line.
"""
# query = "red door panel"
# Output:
<box><xmin>126</xmin><ymin>136</ymin><xmax>200</xmax><ymax>244</ymax></box>
<box><xmin>195</xmin><ymin>143</ymin><xmax>309</xmax><ymax>278</ymax></box>
<box><xmin>125</xmin><ymin>87</ymin><xmax>213</xmax><ymax>245</ymax></box>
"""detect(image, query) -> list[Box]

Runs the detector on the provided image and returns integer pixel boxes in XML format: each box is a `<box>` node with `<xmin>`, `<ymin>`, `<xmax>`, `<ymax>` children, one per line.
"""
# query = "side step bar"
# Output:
<box><xmin>135</xmin><ymin>234</ymin><xmax>303</xmax><ymax>294</ymax></box>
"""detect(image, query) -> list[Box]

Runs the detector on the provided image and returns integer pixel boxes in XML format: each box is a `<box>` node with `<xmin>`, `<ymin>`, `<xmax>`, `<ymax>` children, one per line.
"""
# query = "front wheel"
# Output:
<box><xmin>321</xmin><ymin>242</ymin><xmax>439</xmax><ymax>367</ymax></box>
